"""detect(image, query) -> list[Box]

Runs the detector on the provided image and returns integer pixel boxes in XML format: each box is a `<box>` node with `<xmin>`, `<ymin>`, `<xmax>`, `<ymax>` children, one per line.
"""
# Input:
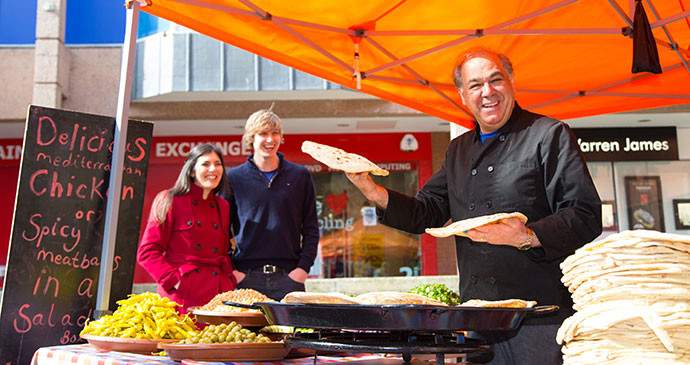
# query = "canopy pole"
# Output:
<box><xmin>95</xmin><ymin>0</ymin><xmax>141</xmax><ymax>317</ymax></box>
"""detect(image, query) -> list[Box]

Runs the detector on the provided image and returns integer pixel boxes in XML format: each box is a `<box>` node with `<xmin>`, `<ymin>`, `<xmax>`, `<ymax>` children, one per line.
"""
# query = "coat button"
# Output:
<box><xmin>471</xmin><ymin>168</ymin><xmax>477</xmax><ymax>176</ymax></box>
<box><xmin>499</xmin><ymin>135</ymin><xmax>506</xmax><ymax>142</ymax></box>
<box><xmin>193</xmin><ymin>200</ymin><xmax>198</xmax><ymax>205</ymax></box>
<box><xmin>187</xmin><ymin>220</ymin><xmax>193</xmax><ymax>226</ymax></box>
<box><xmin>210</xmin><ymin>203</ymin><xmax>215</xmax><ymax>208</ymax></box>
<box><xmin>489</xmin><ymin>276</ymin><xmax>496</xmax><ymax>284</ymax></box>
<box><xmin>195</xmin><ymin>268</ymin><xmax>201</xmax><ymax>273</ymax></box>
<box><xmin>197</xmin><ymin>220</ymin><xmax>202</xmax><ymax>226</ymax></box>
<box><xmin>486</xmin><ymin>201</ymin><xmax>492</xmax><ymax>208</ymax></box>
<box><xmin>469</xmin><ymin>203</ymin><xmax>475</xmax><ymax>210</ymax></box>
<box><xmin>487</xmin><ymin>165</ymin><xmax>494</xmax><ymax>172</ymax></box>
<box><xmin>213</xmin><ymin>223</ymin><xmax>219</xmax><ymax>229</ymax></box>
<box><xmin>195</xmin><ymin>244</ymin><xmax>202</xmax><ymax>249</ymax></box>
<box><xmin>212</xmin><ymin>271</ymin><xmax>218</xmax><ymax>276</ymax></box>
<box><xmin>470</xmin><ymin>275</ymin><xmax>477</xmax><ymax>284</ymax></box>
<box><xmin>212</xmin><ymin>248</ymin><xmax>218</xmax><ymax>253</ymax></box>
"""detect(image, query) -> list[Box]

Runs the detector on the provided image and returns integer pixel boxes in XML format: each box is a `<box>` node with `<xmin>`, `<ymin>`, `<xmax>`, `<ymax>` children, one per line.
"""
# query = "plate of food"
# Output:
<box><xmin>81</xmin><ymin>334</ymin><xmax>177</xmax><ymax>354</ymax></box>
<box><xmin>191</xmin><ymin>288</ymin><xmax>274</xmax><ymax>327</ymax></box>
<box><xmin>188</xmin><ymin>307</ymin><xmax>269</xmax><ymax>327</ymax></box>
<box><xmin>159</xmin><ymin>341</ymin><xmax>289</xmax><ymax>361</ymax></box>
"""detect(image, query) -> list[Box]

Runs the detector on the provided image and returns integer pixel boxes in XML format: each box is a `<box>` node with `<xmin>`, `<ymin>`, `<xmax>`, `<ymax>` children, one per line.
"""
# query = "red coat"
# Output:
<box><xmin>137</xmin><ymin>184</ymin><xmax>236</xmax><ymax>314</ymax></box>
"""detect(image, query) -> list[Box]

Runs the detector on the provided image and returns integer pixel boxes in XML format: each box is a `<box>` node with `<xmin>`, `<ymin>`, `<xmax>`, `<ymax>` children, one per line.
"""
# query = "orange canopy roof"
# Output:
<box><xmin>139</xmin><ymin>0</ymin><xmax>690</xmax><ymax>129</ymax></box>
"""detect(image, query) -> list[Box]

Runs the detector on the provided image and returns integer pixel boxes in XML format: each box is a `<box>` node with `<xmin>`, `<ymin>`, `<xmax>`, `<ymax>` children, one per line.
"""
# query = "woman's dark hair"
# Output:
<box><xmin>150</xmin><ymin>143</ymin><xmax>227</xmax><ymax>223</ymax></box>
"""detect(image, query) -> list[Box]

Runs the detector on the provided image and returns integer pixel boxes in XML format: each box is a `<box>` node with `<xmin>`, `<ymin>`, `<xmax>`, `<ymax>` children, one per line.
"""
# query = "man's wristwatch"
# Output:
<box><xmin>517</xmin><ymin>227</ymin><xmax>534</xmax><ymax>251</ymax></box>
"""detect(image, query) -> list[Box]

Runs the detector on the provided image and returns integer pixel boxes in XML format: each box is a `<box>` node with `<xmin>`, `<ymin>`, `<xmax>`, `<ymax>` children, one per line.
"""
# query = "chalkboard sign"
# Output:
<box><xmin>0</xmin><ymin>106</ymin><xmax>153</xmax><ymax>365</ymax></box>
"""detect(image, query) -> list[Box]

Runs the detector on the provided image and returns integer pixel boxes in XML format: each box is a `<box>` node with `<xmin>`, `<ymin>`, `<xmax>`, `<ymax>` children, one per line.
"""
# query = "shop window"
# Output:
<box><xmin>311</xmin><ymin>168</ymin><xmax>420</xmax><ymax>278</ymax></box>
<box><xmin>614</xmin><ymin>161</ymin><xmax>690</xmax><ymax>234</ymax></box>
<box><xmin>259</xmin><ymin>58</ymin><xmax>290</xmax><ymax>90</ymax></box>
<box><xmin>224</xmin><ymin>46</ymin><xmax>256</xmax><ymax>91</ymax></box>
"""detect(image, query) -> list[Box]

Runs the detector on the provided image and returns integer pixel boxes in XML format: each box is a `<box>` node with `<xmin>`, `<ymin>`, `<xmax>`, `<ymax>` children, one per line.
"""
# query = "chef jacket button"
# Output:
<box><xmin>469</xmin><ymin>203</ymin><xmax>475</xmax><ymax>210</ymax></box>
<box><xmin>193</xmin><ymin>200</ymin><xmax>198</xmax><ymax>205</ymax></box>
<box><xmin>486</xmin><ymin>201</ymin><xmax>492</xmax><ymax>208</ymax></box>
<box><xmin>210</xmin><ymin>203</ymin><xmax>215</xmax><ymax>208</ymax></box>
<box><xmin>212</xmin><ymin>248</ymin><xmax>218</xmax><ymax>253</ymax></box>
<box><xmin>499</xmin><ymin>135</ymin><xmax>506</xmax><ymax>142</ymax></box>
<box><xmin>195</xmin><ymin>244</ymin><xmax>202</xmax><ymax>250</ymax></box>
<box><xmin>195</xmin><ymin>268</ymin><xmax>201</xmax><ymax>273</ymax></box>
<box><xmin>212</xmin><ymin>271</ymin><xmax>218</xmax><ymax>276</ymax></box>
<box><xmin>197</xmin><ymin>220</ymin><xmax>202</xmax><ymax>226</ymax></box>
<box><xmin>187</xmin><ymin>220</ymin><xmax>193</xmax><ymax>226</ymax></box>
<box><xmin>471</xmin><ymin>168</ymin><xmax>477</xmax><ymax>176</ymax></box>
<box><xmin>487</xmin><ymin>165</ymin><xmax>494</xmax><ymax>172</ymax></box>
<box><xmin>489</xmin><ymin>276</ymin><xmax>496</xmax><ymax>284</ymax></box>
<box><xmin>470</xmin><ymin>275</ymin><xmax>477</xmax><ymax>284</ymax></box>
<box><xmin>213</xmin><ymin>223</ymin><xmax>219</xmax><ymax>229</ymax></box>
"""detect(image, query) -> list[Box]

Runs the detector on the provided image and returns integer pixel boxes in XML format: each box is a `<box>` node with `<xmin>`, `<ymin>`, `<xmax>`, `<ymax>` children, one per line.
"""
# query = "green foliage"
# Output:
<box><xmin>408</xmin><ymin>283</ymin><xmax>461</xmax><ymax>305</ymax></box>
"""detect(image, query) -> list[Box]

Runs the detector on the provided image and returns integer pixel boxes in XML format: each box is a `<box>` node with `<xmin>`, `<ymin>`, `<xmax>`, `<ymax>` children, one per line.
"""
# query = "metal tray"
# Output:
<box><xmin>225</xmin><ymin>301</ymin><xmax>558</xmax><ymax>332</ymax></box>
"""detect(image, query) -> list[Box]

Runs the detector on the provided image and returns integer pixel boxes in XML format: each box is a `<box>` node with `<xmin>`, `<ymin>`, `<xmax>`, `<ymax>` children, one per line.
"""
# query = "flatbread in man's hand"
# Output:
<box><xmin>301</xmin><ymin>140</ymin><xmax>389</xmax><ymax>176</ymax></box>
<box><xmin>425</xmin><ymin>212</ymin><xmax>528</xmax><ymax>238</ymax></box>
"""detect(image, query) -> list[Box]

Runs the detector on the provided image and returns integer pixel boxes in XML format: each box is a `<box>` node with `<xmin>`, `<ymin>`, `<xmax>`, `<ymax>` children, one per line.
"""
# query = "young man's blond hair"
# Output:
<box><xmin>242</xmin><ymin>108</ymin><xmax>284</xmax><ymax>149</ymax></box>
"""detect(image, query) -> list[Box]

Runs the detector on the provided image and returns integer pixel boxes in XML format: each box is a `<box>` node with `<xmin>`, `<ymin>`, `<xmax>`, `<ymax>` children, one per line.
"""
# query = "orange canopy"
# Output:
<box><xmin>138</xmin><ymin>0</ymin><xmax>690</xmax><ymax>129</ymax></box>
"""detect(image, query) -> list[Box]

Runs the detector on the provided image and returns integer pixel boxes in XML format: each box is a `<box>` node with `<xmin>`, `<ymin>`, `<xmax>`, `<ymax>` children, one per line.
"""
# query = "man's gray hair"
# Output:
<box><xmin>453</xmin><ymin>48</ymin><xmax>514</xmax><ymax>90</ymax></box>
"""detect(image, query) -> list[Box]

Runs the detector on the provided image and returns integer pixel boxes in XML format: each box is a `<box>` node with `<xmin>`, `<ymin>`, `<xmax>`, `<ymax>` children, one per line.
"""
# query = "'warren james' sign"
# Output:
<box><xmin>0</xmin><ymin>106</ymin><xmax>153</xmax><ymax>365</ymax></box>
<box><xmin>572</xmin><ymin>127</ymin><xmax>678</xmax><ymax>162</ymax></box>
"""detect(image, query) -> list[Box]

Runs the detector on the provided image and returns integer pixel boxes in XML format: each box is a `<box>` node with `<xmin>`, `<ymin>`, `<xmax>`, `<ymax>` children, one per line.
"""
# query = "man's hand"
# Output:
<box><xmin>465</xmin><ymin>217</ymin><xmax>541</xmax><ymax>248</ymax></box>
<box><xmin>288</xmin><ymin>268</ymin><xmax>308</xmax><ymax>283</ymax></box>
<box><xmin>345</xmin><ymin>172</ymin><xmax>389</xmax><ymax>209</ymax></box>
<box><xmin>233</xmin><ymin>270</ymin><xmax>246</xmax><ymax>283</ymax></box>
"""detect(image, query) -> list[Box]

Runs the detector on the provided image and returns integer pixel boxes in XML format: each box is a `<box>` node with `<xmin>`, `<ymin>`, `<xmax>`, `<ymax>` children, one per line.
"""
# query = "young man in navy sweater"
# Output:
<box><xmin>221</xmin><ymin>108</ymin><xmax>320</xmax><ymax>300</ymax></box>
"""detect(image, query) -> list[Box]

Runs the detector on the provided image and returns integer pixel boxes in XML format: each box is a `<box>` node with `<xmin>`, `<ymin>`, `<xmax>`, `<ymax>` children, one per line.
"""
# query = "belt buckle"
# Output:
<box><xmin>263</xmin><ymin>265</ymin><xmax>277</xmax><ymax>274</ymax></box>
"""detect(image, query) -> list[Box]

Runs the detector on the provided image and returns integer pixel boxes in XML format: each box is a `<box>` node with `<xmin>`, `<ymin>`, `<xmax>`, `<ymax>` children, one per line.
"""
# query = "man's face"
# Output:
<box><xmin>252</xmin><ymin>128</ymin><xmax>282</xmax><ymax>158</ymax></box>
<box><xmin>458</xmin><ymin>55</ymin><xmax>515</xmax><ymax>133</ymax></box>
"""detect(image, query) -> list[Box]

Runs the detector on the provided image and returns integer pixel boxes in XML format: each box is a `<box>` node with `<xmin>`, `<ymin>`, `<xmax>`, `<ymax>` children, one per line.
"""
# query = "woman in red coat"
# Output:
<box><xmin>137</xmin><ymin>143</ymin><xmax>236</xmax><ymax>314</ymax></box>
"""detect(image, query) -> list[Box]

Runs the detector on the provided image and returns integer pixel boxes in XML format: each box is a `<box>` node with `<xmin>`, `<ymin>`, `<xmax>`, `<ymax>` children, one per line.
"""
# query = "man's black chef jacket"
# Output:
<box><xmin>381</xmin><ymin>103</ymin><xmax>602</xmax><ymax>325</ymax></box>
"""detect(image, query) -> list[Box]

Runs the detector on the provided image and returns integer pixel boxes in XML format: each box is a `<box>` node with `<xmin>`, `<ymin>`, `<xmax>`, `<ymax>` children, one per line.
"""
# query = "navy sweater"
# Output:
<box><xmin>222</xmin><ymin>152</ymin><xmax>320</xmax><ymax>272</ymax></box>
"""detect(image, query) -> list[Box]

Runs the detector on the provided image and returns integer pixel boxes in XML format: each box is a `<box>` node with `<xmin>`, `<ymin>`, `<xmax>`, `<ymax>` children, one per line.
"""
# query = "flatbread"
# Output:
<box><xmin>460</xmin><ymin>298</ymin><xmax>537</xmax><ymax>308</ymax></box>
<box><xmin>301</xmin><ymin>140</ymin><xmax>389</xmax><ymax>176</ymax></box>
<box><xmin>425</xmin><ymin>212</ymin><xmax>528</xmax><ymax>238</ymax></box>
<box><xmin>281</xmin><ymin>291</ymin><xmax>360</xmax><ymax>305</ymax></box>
<box><xmin>356</xmin><ymin>291</ymin><xmax>447</xmax><ymax>306</ymax></box>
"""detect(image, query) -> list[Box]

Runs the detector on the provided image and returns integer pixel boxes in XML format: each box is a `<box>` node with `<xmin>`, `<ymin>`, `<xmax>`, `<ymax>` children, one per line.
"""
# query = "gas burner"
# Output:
<box><xmin>286</xmin><ymin>329</ymin><xmax>491</xmax><ymax>363</ymax></box>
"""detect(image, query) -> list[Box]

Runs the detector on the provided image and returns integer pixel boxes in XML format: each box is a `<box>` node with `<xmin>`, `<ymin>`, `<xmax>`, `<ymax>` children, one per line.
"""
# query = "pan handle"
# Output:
<box><xmin>222</xmin><ymin>301</ymin><xmax>261</xmax><ymax>310</ymax></box>
<box><xmin>530</xmin><ymin>305</ymin><xmax>559</xmax><ymax>316</ymax></box>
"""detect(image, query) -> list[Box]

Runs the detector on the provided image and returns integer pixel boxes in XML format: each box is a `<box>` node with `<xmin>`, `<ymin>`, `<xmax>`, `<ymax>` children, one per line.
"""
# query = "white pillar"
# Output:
<box><xmin>33</xmin><ymin>0</ymin><xmax>69</xmax><ymax>108</ymax></box>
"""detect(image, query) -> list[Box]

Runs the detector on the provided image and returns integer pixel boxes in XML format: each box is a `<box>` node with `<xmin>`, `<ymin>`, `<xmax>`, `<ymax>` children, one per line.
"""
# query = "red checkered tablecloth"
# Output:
<box><xmin>31</xmin><ymin>344</ymin><xmax>178</xmax><ymax>365</ymax></box>
<box><xmin>31</xmin><ymin>344</ymin><xmax>419</xmax><ymax>364</ymax></box>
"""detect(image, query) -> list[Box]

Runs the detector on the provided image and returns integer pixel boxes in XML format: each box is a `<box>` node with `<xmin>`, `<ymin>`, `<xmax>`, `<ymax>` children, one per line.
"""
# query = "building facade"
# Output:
<box><xmin>1</xmin><ymin>0</ymin><xmax>689</xmax><ymax>285</ymax></box>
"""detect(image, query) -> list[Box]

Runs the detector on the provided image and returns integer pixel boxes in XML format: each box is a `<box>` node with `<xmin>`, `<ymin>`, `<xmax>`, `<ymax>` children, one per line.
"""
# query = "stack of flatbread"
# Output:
<box><xmin>557</xmin><ymin>230</ymin><xmax>690</xmax><ymax>364</ymax></box>
<box><xmin>301</xmin><ymin>141</ymin><xmax>389</xmax><ymax>176</ymax></box>
<box><xmin>282</xmin><ymin>291</ymin><xmax>446</xmax><ymax>306</ymax></box>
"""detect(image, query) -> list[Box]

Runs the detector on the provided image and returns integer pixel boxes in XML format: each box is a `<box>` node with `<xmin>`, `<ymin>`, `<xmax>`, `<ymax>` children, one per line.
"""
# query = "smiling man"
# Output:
<box><xmin>346</xmin><ymin>48</ymin><xmax>602</xmax><ymax>364</ymax></box>
<box><xmin>220</xmin><ymin>108</ymin><xmax>319</xmax><ymax>301</ymax></box>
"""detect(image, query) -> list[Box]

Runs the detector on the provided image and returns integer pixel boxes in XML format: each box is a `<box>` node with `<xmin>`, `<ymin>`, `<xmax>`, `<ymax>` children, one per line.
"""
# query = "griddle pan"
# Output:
<box><xmin>224</xmin><ymin>301</ymin><xmax>558</xmax><ymax>331</ymax></box>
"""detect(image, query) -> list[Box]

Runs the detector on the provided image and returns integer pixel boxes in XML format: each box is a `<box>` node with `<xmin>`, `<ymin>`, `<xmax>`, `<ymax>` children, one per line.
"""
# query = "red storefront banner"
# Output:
<box><xmin>0</xmin><ymin>139</ymin><xmax>22</xmax><ymax>167</ymax></box>
<box><xmin>150</xmin><ymin>133</ymin><xmax>431</xmax><ymax>165</ymax></box>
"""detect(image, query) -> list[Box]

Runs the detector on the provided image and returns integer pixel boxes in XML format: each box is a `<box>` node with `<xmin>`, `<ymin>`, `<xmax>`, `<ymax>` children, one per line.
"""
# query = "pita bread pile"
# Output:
<box><xmin>425</xmin><ymin>212</ymin><xmax>527</xmax><ymax>238</ymax></box>
<box><xmin>282</xmin><ymin>291</ymin><xmax>447</xmax><ymax>306</ymax></box>
<box><xmin>557</xmin><ymin>230</ymin><xmax>690</xmax><ymax>364</ymax></box>
<box><xmin>460</xmin><ymin>298</ymin><xmax>537</xmax><ymax>309</ymax></box>
<box><xmin>301</xmin><ymin>140</ymin><xmax>389</xmax><ymax>176</ymax></box>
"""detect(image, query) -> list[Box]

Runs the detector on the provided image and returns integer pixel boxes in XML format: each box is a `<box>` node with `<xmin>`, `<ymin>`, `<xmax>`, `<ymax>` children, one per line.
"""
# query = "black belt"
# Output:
<box><xmin>248</xmin><ymin>264</ymin><xmax>285</xmax><ymax>274</ymax></box>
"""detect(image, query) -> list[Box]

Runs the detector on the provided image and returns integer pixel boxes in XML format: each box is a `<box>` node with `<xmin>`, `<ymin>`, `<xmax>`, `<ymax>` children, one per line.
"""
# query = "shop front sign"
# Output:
<box><xmin>572</xmin><ymin>127</ymin><xmax>678</xmax><ymax>162</ymax></box>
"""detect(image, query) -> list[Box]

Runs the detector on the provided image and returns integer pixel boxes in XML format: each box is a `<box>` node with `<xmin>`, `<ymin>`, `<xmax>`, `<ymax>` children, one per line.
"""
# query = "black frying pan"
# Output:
<box><xmin>224</xmin><ymin>301</ymin><xmax>558</xmax><ymax>331</ymax></box>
